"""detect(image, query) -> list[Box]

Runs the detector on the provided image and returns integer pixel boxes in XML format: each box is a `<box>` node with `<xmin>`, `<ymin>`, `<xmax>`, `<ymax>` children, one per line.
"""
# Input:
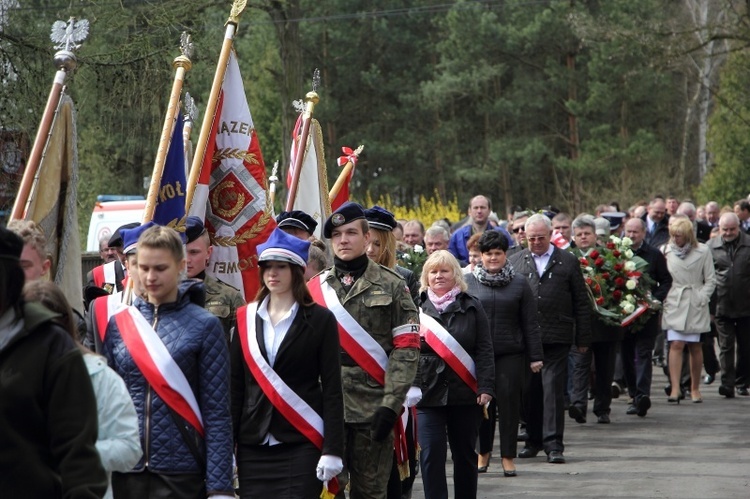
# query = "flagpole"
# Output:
<box><xmin>286</xmin><ymin>82</ymin><xmax>320</xmax><ymax>212</ymax></box>
<box><xmin>184</xmin><ymin>0</ymin><xmax>247</xmax><ymax>214</ymax></box>
<box><xmin>329</xmin><ymin>145</ymin><xmax>364</xmax><ymax>203</ymax></box>
<box><xmin>10</xmin><ymin>18</ymin><xmax>88</xmax><ymax>221</ymax></box>
<box><xmin>268</xmin><ymin>161</ymin><xmax>279</xmax><ymax>207</ymax></box>
<box><xmin>143</xmin><ymin>33</ymin><xmax>193</xmax><ymax>223</ymax></box>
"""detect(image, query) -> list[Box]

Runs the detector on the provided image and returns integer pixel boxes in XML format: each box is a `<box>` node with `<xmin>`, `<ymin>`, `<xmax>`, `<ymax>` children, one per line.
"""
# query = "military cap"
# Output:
<box><xmin>108</xmin><ymin>222</ymin><xmax>140</xmax><ymax>248</ymax></box>
<box><xmin>276</xmin><ymin>210</ymin><xmax>318</xmax><ymax>235</ymax></box>
<box><xmin>323</xmin><ymin>202</ymin><xmax>366</xmax><ymax>238</ymax></box>
<box><xmin>258</xmin><ymin>228</ymin><xmax>310</xmax><ymax>268</ymax></box>
<box><xmin>364</xmin><ymin>205</ymin><xmax>397</xmax><ymax>232</ymax></box>
<box><xmin>0</xmin><ymin>226</ymin><xmax>23</xmax><ymax>261</ymax></box>
<box><xmin>121</xmin><ymin>222</ymin><xmax>153</xmax><ymax>255</ymax></box>
<box><xmin>601</xmin><ymin>211</ymin><xmax>628</xmax><ymax>231</ymax></box>
<box><xmin>185</xmin><ymin>216</ymin><xmax>207</xmax><ymax>244</ymax></box>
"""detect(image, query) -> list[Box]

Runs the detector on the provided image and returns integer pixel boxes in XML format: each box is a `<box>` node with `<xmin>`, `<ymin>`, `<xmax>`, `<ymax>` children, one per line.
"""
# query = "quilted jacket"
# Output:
<box><xmin>101</xmin><ymin>280</ymin><xmax>234</xmax><ymax>495</ymax></box>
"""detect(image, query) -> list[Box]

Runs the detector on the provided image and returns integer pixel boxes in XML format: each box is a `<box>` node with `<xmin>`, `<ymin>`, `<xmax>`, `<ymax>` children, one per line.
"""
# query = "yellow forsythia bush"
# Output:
<box><xmin>359</xmin><ymin>190</ymin><xmax>464</xmax><ymax>226</ymax></box>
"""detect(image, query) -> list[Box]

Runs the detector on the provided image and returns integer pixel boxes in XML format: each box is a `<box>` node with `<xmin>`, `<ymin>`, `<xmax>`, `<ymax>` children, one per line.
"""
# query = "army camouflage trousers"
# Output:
<box><xmin>336</xmin><ymin>423</ymin><xmax>394</xmax><ymax>499</ymax></box>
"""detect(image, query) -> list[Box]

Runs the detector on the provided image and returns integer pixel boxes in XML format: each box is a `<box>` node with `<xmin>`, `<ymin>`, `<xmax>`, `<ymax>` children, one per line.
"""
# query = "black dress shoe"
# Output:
<box><xmin>568</xmin><ymin>405</ymin><xmax>586</xmax><ymax>424</ymax></box>
<box><xmin>597</xmin><ymin>413</ymin><xmax>611</xmax><ymax>424</ymax></box>
<box><xmin>719</xmin><ymin>385</ymin><xmax>736</xmax><ymax>398</ymax></box>
<box><xmin>636</xmin><ymin>395</ymin><xmax>651</xmax><ymax>418</ymax></box>
<box><xmin>626</xmin><ymin>404</ymin><xmax>638</xmax><ymax>415</ymax></box>
<box><xmin>611</xmin><ymin>382</ymin><xmax>621</xmax><ymax>399</ymax></box>
<box><xmin>737</xmin><ymin>386</ymin><xmax>750</xmax><ymax>396</ymax></box>
<box><xmin>703</xmin><ymin>374</ymin><xmax>715</xmax><ymax>385</ymax></box>
<box><xmin>517</xmin><ymin>430</ymin><xmax>528</xmax><ymax>442</ymax></box>
<box><xmin>502</xmin><ymin>468</ymin><xmax>517</xmax><ymax>477</ymax></box>
<box><xmin>547</xmin><ymin>451</ymin><xmax>565</xmax><ymax>464</ymax></box>
<box><xmin>518</xmin><ymin>446</ymin><xmax>540</xmax><ymax>459</ymax></box>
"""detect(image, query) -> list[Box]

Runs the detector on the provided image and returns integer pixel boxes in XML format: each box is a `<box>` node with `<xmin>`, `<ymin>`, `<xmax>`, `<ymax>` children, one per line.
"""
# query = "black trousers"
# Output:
<box><xmin>525</xmin><ymin>343</ymin><xmax>569</xmax><ymax>454</ymax></box>
<box><xmin>479</xmin><ymin>353</ymin><xmax>525</xmax><ymax>458</ymax></box>
<box><xmin>570</xmin><ymin>341</ymin><xmax>617</xmax><ymax>417</ymax></box>
<box><xmin>716</xmin><ymin>316</ymin><xmax>750</xmax><ymax>388</ymax></box>
<box><xmin>112</xmin><ymin>469</ymin><xmax>205</xmax><ymax>499</ymax></box>
<box><xmin>418</xmin><ymin>404</ymin><xmax>483</xmax><ymax>499</ymax></box>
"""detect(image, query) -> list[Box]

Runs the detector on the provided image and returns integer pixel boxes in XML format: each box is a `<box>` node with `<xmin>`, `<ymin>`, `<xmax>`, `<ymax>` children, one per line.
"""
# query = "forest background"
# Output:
<box><xmin>2</xmin><ymin>0</ymin><xmax>750</xmax><ymax>235</ymax></box>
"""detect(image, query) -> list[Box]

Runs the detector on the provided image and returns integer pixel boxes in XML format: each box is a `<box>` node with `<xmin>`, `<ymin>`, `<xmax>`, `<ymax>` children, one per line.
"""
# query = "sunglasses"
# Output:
<box><xmin>512</xmin><ymin>227</ymin><xmax>525</xmax><ymax>233</ymax></box>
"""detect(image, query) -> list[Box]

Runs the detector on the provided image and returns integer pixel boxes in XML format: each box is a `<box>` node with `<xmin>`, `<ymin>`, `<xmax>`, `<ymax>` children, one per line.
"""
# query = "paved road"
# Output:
<box><xmin>410</xmin><ymin>369</ymin><xmax>750</xmax><ymax>498</ymax></box>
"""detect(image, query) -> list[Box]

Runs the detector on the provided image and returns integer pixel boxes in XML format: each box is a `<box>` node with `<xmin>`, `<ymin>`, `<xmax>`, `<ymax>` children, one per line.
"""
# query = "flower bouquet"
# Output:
<box><xmin>577</xmin><ymin>235</ymin><xmax>661</xmax><ymax>332</ymax></box>
<box><xmin>397</xmin><ymin>244</ymin><xmax>428</xmax><ymax>277</ymax></box>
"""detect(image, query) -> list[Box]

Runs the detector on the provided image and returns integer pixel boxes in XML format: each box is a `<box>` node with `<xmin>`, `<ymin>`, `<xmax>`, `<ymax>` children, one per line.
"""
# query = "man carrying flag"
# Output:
<box><xmin>307</xmin><ymin>203</ymin><xmax>420</xmax><ymax>497</ymax></box>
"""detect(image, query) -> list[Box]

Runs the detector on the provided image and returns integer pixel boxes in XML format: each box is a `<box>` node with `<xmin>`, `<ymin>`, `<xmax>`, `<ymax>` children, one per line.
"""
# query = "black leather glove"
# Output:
<box><xmin>370</xmin><ymin>406</ymin><xmax>398</xmax><ymax>442</ymax></box>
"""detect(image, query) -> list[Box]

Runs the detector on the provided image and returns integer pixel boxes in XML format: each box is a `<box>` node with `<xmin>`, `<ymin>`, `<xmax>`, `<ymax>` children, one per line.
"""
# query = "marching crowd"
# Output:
<box><xmin>1</xmin><ymin>192</ymin><xmax>749</xmax><ymax>499</ymax></box>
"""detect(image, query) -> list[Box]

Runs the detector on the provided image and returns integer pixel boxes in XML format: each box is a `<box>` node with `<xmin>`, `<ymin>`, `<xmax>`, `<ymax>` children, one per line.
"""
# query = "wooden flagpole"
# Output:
<box><xmin>184</xmin><ymin>0</ymin><xmax>247</xmax><ymax>214</ymax></box>
<box><xmin>10</xmin><ymin>18</ymin><xmax>88</xmax><ymax>221</ymax></box>
<box><xmin>329</xmin><ymin>145</ymin><xmax>364</xmax><ymax>203</ymax></box>
<box><xmin>142</xmin><ymin>33</ymin><xmax>193</xmax><ymax>223</ymax></box>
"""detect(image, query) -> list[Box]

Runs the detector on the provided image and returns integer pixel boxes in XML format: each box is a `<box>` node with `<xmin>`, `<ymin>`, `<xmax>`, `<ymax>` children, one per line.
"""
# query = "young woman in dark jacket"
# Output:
<box><xmin>465</xmin><ymin>230</ymin><xmax>543</xmax><ymax>477</ymax></box>
<box><xmin>102</xmin><ymin>224</ymin><xmax>235</xmax><ymax>499</ymax></box>
<box><xmin>230</xmin><ymin>228</ymin><xmax>344</xmax><ymax>498</ymax></box>
<box><xmin>417</xmin><ymin>250</ymin><xmax>494</xmax><ymax>499</ymax></box>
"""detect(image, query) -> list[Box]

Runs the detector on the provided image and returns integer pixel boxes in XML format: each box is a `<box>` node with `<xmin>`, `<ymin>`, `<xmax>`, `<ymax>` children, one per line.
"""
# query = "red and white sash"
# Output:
<box><xmin>92</xmin><ymin>260</ymin><xmax>118</xmax><ymax>289</ymax></box>
<box><xmin>113</xmin><ymin>305</ymin><xmax>204</xmax><ymax>436</ymax></box>
<box><xmin>308</xmin><ymin>272</ymin><xmax>388</xmax><ymax>385</ymax></box>
<box><xmin>419</xmin><ymin>311</ymin><xmax>478</xmax><ymax>392</ymax></box>
<box><xmin>93</xmin><ymin>291</ymin><xmax>123</xmax><ymax>342</ymax></box>
<box><xmin>236</xmin><ymin>303</ymin><xmax>325</xmax><ymax>449</ymax></box>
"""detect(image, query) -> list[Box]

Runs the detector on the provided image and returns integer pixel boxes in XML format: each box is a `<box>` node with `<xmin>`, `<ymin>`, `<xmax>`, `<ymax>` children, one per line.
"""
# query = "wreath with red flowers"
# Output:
<box><xmin>577</xmin><ymin>236</ymin><xmax>661</xmax><ymax>331</ymax></box>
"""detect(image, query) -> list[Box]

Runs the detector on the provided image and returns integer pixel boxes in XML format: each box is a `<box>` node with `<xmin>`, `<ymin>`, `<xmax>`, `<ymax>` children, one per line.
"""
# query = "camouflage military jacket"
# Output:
<box><xmin>322</xmin><ymin>259</ymin><xmax>420</xmax><ymax>423</ymax></box>
<box><xmin>204</xmin><ymin>275</ymin><xmax>245</xmax><ymax>343</ymax></box>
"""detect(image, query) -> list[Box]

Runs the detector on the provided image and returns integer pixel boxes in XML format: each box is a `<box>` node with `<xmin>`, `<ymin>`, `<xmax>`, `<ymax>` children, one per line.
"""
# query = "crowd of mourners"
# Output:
<box><xmin>1</xmin><ymin>192</ymin><xmax>749</xmax><ymax>499</ymax></box>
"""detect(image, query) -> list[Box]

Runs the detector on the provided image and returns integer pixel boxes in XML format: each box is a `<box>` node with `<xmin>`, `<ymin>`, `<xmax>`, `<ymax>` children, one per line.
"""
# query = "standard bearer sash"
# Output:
<box><xmin>419</xmin><ymin>310</ymin><xmax>478</xmax><ymax>392</ymax></box>
<box><xmin>93</xmin><ymin>291</ymin><xmax>123</xmax><ymax>342</ymax></box>
<box><xmin>237</xmin><ymin>303</ymin><xmax>325</xmax><ymax>449</ymax></box>
<box><xmin>93</xmin><ymin>260</ymin><xmax>118</xmax><ymax>289</ymax></box>
<box><xmin>308</xmin><ymin>272</ymin><xmax>388</xmax><ymax>385</ymax></box>
<box><xmin>113</xmin><ymin>305</ymin><xmax>204</xmax><ymax>436</ymax></box>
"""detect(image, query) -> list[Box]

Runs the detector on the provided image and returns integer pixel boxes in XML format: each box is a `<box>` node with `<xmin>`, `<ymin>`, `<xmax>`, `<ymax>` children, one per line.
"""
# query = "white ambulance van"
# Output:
<box><xmin>86</xmin><ymin>196</ymin><xmax>145</xmax><ymax>252</ymax></box>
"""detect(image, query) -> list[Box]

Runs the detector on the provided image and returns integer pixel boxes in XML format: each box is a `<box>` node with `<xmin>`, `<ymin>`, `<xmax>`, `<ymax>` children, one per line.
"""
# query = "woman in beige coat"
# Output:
<box><xmin>661</xmin><ymin>216</ymin><xmax>716</xmax><ymax>403</ymax></box>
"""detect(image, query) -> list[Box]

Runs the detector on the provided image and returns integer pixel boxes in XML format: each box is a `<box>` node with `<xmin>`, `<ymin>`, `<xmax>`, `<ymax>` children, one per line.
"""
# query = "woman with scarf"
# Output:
<box><xmin>417</xmin><ymin>250</ymin><xmax>494</xmax><ymax>499</ymax></box>
<box><xmin>661</xmin><ymin>216</ymin><xmax>716</xmax><ymax>403</ymax></box>
<box><xmin>465</xmin><ymin>230</ymin><xmax>543</xmax><ymax>477</ymax></box>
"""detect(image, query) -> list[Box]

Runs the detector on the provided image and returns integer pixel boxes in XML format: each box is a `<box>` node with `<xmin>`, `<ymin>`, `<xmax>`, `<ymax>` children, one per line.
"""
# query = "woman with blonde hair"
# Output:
<box><xmin>417</xmin><ymin>250</ymin><xmax>494</xmax><ymax>499</ymax></box>
<box><xmin>662</xmin><ymin>216</ymin><xmax>716</xmax><ymax>403</ymax></box>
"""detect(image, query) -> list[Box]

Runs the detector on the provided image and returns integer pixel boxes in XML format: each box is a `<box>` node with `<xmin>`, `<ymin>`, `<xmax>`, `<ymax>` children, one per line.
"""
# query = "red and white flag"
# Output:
<box><xmin>189</xmin><ymin>51</ymin><xmax>275</xmax><ymax>301</ymax></box>
<box><xmin>285</xmin><ymin>117</ymin><xmax>330</xmax><ymax>239</ymax></box>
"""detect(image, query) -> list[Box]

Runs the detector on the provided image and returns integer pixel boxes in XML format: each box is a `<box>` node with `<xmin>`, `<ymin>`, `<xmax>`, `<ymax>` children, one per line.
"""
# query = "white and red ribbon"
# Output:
<box><xmin>419</xmin><ymin>311</ymin><xmax>478</xmax><ymax>392</ymax></box>
<box><xmin>308</xmin><ymin>272</ymin><xmax>388</xmax><ymax>385</ymax></box>
<box><xmin>92</xmin><ymin>260</ymin><xmax>118</xmax><ymax>288</ymax></box>
<box><xmin>337</xmin><ymin>146</ymin><xmax>360</xmax><ymax>167</ymax></box>
<box><xmin>113</xmin><ymin>305</ymin><xmax>204</xmax><ymax>436</ymax></box>
<box><xmin>93</xmin><ymin>291</ymin><xmax>123</xmax><ymax>342</ymax></box>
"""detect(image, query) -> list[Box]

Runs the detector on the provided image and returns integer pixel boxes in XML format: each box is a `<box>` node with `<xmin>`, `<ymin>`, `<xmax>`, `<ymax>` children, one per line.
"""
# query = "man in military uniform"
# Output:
<box><xmin>185</xmin><ymin>216</ymin><xmax>245</xmax><ymax>343</ymax></box>
<box><xmin>312</xmin><ymin>203</ymin><xmax>420</xmax><ymax>499</ymax></box>
<box><xmin>83</xmin><ymin>222</ymin><xmax>138</xmax><ymax>303</ymax></box>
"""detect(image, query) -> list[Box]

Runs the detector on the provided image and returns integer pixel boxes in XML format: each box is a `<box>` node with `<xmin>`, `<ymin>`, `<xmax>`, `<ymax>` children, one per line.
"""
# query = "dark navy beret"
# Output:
<box><xmin>185</xmin><ymin>216</ymin><xmax>206</xmax><ymax>244</ymax></box>
<box><xmin>323</xmin><ymin>202</ymin><xmax>366</xmax><ymax>239</ymax></box>
<box><xmin>108</xmin><ymin>222</ymin><xmax>140</xmax><ymax>248</ymax></box>
<box><xmin>276</xmin><ymin>210</ymin><xmax>318</xmax><ymax>235</ymax></box>
<box><xmin>364</xmin><ymin>205</ymin><xmax>397</xmax><ymax>232</ymax></box>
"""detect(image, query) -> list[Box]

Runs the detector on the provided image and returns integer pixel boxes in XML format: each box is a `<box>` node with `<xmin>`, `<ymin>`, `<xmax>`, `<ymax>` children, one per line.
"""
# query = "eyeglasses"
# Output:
<box><xmin>512</xmin><ymin>227</ymin><xmax>525</xmax><ymax>233</ymax></box>
<box><xmin>526</xmin><ymin>236</ymin><xmax>548</xmax><ymax>242</ymax></box>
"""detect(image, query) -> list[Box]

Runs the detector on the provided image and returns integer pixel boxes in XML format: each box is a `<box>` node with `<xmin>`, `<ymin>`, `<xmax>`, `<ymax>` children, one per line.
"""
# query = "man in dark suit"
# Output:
<box><xmin>620</xmin><ymin>218</ymin><xmax>672</xmax><ymax>417</ymax></box>
<box><xmin>678</xmin><ymin>201</ymin><xmax>712</xmax><ymax>243</ymax></box>
<box><xmin>734</xmin><ymin>199</ymin><xmax>750</xmax><ymax>234</ymax></box>
<box><xmin>642</xmin><ymin>197</ymin><xmax>670</xmax><ymax>249</ymax></box>
<box><xmin>510</xmin><ymin>214</ymin><xmax>591</xmax><ymax>464</ymax></box>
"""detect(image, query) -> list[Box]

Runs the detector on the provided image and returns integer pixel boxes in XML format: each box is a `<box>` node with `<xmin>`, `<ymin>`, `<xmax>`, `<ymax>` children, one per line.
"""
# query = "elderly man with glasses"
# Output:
<box><xmin>510</xmin><ymin>214</ymin><xmax>591</xmax><ymax>464</ymax></box>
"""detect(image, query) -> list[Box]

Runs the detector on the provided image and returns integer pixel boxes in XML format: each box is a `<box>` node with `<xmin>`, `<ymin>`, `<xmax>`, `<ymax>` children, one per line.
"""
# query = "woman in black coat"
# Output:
<box><xmin>230</xmin><ymin>229</ymin><xmax>344</xmax><ymax>498</ymax></box>
<box><xmin>417</xmin><ymin>250</ymin><xmax>494</xmax><ymax>499</ymax></box>
<box><xmin>465</xmin><ymin>231</ymin><xmax>543</xmax><ymax>477</ymax></box>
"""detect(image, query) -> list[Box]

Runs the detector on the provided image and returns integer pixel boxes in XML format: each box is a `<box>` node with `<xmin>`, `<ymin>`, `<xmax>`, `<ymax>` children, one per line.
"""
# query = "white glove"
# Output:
<box><xmin>405</xmin><ymin>386</ymin><xmax>422</xmax><ymax>407</ymax></box>
<box><xmin>316</xmin><ymin>454</ymin><xmax>343</xmax><ymax>482</ymax></box>
<box><xmin>208</xmin><ymin>495</ymin><xmax>235</xmax><ymax>499</ymax></box>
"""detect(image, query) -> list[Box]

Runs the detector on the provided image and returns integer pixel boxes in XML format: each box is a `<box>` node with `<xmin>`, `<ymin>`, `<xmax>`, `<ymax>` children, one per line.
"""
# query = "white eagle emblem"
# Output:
<box><xmin>50</xmin><ymin>18</ymin><xmax>90</xmax><ymax>51</ymax></box>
